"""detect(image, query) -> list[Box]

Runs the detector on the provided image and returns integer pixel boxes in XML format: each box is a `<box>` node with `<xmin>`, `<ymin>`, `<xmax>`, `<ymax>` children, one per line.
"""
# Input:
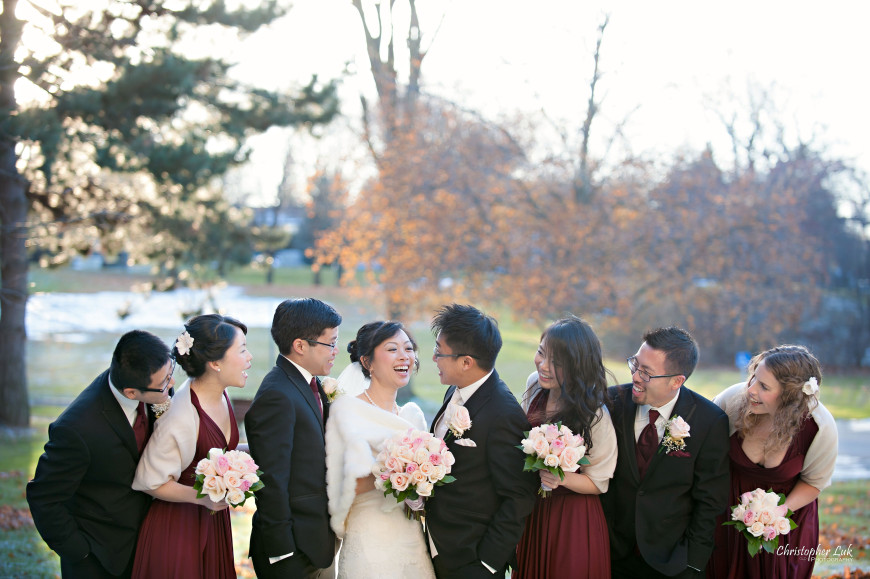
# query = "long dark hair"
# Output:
<box><xmin>529</xmin><ymin>315</ymin><xmax>611</xmax><ymax>450</ymax></box>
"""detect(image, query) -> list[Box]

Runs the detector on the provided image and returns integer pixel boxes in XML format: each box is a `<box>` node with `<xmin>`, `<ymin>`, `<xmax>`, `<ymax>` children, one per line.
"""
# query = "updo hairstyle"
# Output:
<box><xmin>346</xmin><ymin>321</ymin><xmax>419</xmax><ymax>379</ymax></box>
<box><xmin>174</xmin><ymin>314</ymin><xmax>248</xmax><ymax>378</ymax></box>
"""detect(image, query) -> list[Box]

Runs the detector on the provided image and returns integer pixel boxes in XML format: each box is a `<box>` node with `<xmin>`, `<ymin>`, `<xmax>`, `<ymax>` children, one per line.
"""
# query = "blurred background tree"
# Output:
<box><xmin>0</xmin><ymin>0</ymin><xmax>338</xmax><ymax>427</ymax></box>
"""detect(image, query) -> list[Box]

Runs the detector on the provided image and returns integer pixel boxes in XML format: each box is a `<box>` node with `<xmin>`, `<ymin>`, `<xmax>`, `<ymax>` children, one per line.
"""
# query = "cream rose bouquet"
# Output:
<box><xmin>517</xmin><ymin>422</ymin><xmax>590</xmax><ymax>497</ymax></box>
<box><xmin>722</xmin><ymin>488</ymin><xmax>797</xmax><ymax>557</ymax></box>
<box><xmin>372</xmin><ymin>428</ymin><xmax>456</xmax><ymax>520</ymax></box>
<box><xmin>193</xmin><ymin>448</ymin><xmax>264</xmax><ymax>508</ymax></box>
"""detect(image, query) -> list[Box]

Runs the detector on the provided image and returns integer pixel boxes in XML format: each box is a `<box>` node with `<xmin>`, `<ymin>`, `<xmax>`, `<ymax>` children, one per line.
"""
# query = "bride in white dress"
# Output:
<box><xmin>325</xmin><ymin>321</ymin><xmax>436</xmax><ymax>579</ymax></box>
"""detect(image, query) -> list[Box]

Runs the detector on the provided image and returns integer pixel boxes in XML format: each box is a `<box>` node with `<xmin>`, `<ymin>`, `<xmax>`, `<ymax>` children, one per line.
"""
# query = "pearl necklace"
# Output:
<box><xmin>363</xmin><ymin>389</ymin><xmax>399</xmax><ymax>415</ymax></box>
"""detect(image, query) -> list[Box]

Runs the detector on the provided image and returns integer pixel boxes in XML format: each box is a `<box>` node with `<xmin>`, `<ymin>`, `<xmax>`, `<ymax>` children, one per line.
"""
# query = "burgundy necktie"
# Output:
<box><xmin>635</xmin><ymin>409</ymin><xmax>660</xmax><ymax>478</ymax></box>
<box><xmin>133</xmin><ymin>401</ymin><xmax>149</xmax><ymax>454</ymax></box>
<box><xmin>309</xmin><ymin>377</ymin><xmax>323</xmax><ymax>418</ymax></box>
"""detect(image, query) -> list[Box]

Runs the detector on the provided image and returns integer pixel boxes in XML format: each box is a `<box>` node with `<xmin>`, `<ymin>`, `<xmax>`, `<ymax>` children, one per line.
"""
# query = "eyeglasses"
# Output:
<box><xmin>627</xmin><ymin>356</ymin><xmax>683</xmax><ymax>383</ymax></box>
<box><xmin>142</xmin><ymin>359</ymin><xmax>176</xmax><ymax>393</ymax></box>
<box><xmin>433</xmin><ymin>346</ymin><xmax>479</xmax><ymax>360</ymax></box>
<box><xmin>307</xmin><ymin>339</ymin><xmax>339</xmax><ymax>350</ymax></box>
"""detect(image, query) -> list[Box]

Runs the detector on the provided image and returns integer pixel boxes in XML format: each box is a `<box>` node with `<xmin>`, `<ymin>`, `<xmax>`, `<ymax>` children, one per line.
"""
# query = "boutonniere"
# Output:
<box><xmin>659</xmin><ymin>415</ymin><xmax>691</xmax><ymax>457</ymax></box>
<box><xmin>447</xmin><ymin>404</ymin><xmax>476</xmax><ymax>446</ymax></box>
<box><xmin>321</xmin><ymin>377</ymin><xmax>341</xmax><ymax>403</ymax></box>
<box><xmin>151</xmin><ymin>399</ymin><xmax>171</xmax><ymax>418</ymax></box>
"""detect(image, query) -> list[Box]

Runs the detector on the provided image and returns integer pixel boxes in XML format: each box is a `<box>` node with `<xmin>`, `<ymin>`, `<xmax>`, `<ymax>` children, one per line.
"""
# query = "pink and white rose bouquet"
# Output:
<box><xmin>372</xmin><ymin>428</ymin><xmax>456</xmax><ymax>520</ymax></box>
<box><xmin>722</xmin><ymin>488</ymin><xmax>797</xmax><ymax>557</ymax></box>
<box><xmin>193</xmin><ymin>447</ymin><xmax>264</xmax><ymax>508</ymax></box>
<box><xmin>517</xmin><ymin>422</ymin><xmax>590</xmax><ymax>497</ymax></box>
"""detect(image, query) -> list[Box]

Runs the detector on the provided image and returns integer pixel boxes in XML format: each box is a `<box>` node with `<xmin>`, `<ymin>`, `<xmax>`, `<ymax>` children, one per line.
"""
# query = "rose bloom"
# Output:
<box><xmin>450</xmin><ymin>406</ymin><xmax>472</xmax><ymax>433</ymax></box>
<box><xmin>215</xmin><ymin>454</ymin><xmax>230</xmax><ymax>476</ymax></box>
<box><xmin>396</xmin><ymin>446</ymin><xmax>416</xmax><ymax>463</ymax></box>
<box><xmin>429</xmin><ymin>464</ymin><xmax>447</xmax><ymax>483</ymax></box>
<box><xmin>429</xmin><ymin>453</ymin><xmax>442</xmax><ymax>466</ymax></box>
<box><xmin>543</xmin><ymin>454</ymin><xmax>560</xmax><ymax>468</ymax></box>
<box><xmin>748</xmin><ymin>521</ymin><xmax>766</xmax><ymax>537</ymax></box>
<box><xmin>440</xmin><ymin>450</ymin><xmax>456</xmax><ymax>467</ymax></box>
<box><xmin>521</xmin><ymin>438</ymin><xmax>537</xmax><ymax>455</ymax></box>
<box><xmin>743</xmin><ymin>510</ymin><xmax>756</xmax><ymax>526</ymax></box>
<box><xmin>549</xmin><ymin>438</ymin><xmax>566</xmax><ymax>456</ymax></box>
<box><xmin>668</xmin><ymin>417</ymin><xmax>691</xmax><ymax>439</ymax></box>
<box><xmin>321</xmin><ymin>377</ymin><xmax>338</xmax><ymax>395</ymax></box>
<box><xmin>411</xmin><ymin>470</ymin><xmax>427</xmax><ymax>484</ymax></box>
<box><xmin>774</xmin><ymin>504</ymin><xmax>789</xmax><ymax>518</ymax></box>
<box><xmin>242</xmin><ymin>472</ymin><xmax>260</xmax><ymax>485</ymax></box>
<box><xmin>203</xmin><ymin>474</ymin><xmax>227</xmax><ymax>503</ymax></box>
<box><xmin>240</xmin><ymin>479</ymin><xmax>252</xmax><ymax>492</ymax></box>
<box><xmin>740</xmin><ymin>491</ymin><xmax>753</xmax><ymax>506</ymax></box>
<box><xmin>560</xmin><ymin>446</ymin><xmax>582</xmax><ymax>472</ymax></box>
<box><xmin>196</xmin><ymin>457</ymin><xmax>217</xmax><ymax>476</ymax></box>
<box><xmin>414</xmin><ymin>447</ymin><xmax>430</xmax><ymax>465</ymax></box>
<box><xmin>390</xmin><ymin>472</ymin><xmax>411</xmax><ymax>492</ymax></box>
<box><xmin>385</xmin><ymin>456</ymin><xmax>403</xmax><ymax>473</ymax></box>
<box><xmin>763</xmin><ymin>526</ymin><xmax>777</xmax><ymax>541</ymax></box>
<box><xmin>418</xmin><ymin>462</ymin><xmax>434</xmax><ymax>477</ymax></box>
<box><xmin>427</xmin><ymin>437</ymin><xmax>443</xmax><ymax>454</ymax></box>
<box><xmin>570</xmin><ymin>434</ymin><xmax>585</xmax><ymax>448</ymax></box>
<box><xmin>416</xmin><ymin>480</ymin><xmax>434</xmax><ymax>497</ymax></box>
<box><xmin>543</xmin><ymin>423</ymin><xmax>559</xmax><ymax>443</ymax></box>
<box><xmin>758</xmin><ymin>509</ymin><xmax>776</xmax><ymax>525</ymax></box>
<box><xmin>731</xmin><ymin>504</ymin><xmax>746</xmax><ymax>522</ymax></box>
<box><xmin>223</xmin><ymin>470</ymin><xmax>242</xmax><ymax>490</ymax></box>
<box><xmin>559</xmin><ymin>424</ymin><xmax>573</xmax><ymax>437</ymax></box>
<box><xmin>226</xmin><ymin>487</ymin><xmax>245</xmax><ymax>506</ymax></box>
<box><xmin>774</xmin><ymin>517</ymin><xmax>792</xmax><ymax>535</ymax></box>
<box><xmin>532</xmin><ymin>437</ymin><xmax>550</xmax><ymax>458</ymax></box>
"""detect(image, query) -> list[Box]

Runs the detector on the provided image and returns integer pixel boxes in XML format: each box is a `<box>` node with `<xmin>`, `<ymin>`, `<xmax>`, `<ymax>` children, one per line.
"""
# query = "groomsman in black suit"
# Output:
<box><xmin>245</xmin><ymin>297</ymin><xmax>342</xmax><ymax>578</ymax></box>
<box><xmin>425</xmin><ymin>304</ymin><xmax>538</xmax><ymax>579</ymax></box>
<box><xmin>27</xmin><ymin>330</ymin><xmax>174</xmax><ymax>578</ymax></box>
<box><xmin>601</xmin><ymin>327</ymin><xmax>729</xmax><ymax>578</ymax></box>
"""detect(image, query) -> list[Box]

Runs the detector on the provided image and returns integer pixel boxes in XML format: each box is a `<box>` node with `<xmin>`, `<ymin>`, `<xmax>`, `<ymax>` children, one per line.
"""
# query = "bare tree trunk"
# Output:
<box><xmin>0</xmin><ymin>0</ymin><xmax>30</xmax><ymax>427</ymax></box>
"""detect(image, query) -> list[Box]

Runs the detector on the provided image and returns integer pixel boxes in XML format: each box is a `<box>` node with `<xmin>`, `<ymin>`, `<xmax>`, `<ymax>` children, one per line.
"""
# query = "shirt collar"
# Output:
<box><xmin>284</xmin><ymin>356</ymin><xmax>315</xmax><ymax>385</ymax></box>
<box><xmin>455</xmin><ymin>370</ymin><xmax>494</xmax><ymax>404</ymax></box>
<box><xmin>639</xmin><ymin>387</ymin><xmax>681</xmax><ymax>422</ymax></box>
<box><xmin>108</xmin><ymin>374</ymin><xmax>140</xmax><ymax>426</ymax></box>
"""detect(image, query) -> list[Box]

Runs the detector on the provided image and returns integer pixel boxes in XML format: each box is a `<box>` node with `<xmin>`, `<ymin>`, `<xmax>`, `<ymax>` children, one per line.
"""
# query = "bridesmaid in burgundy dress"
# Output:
<box><xmin>132</xmin><ymin>314</ymin><xmax>253</xmax><ymax>578</ymax></box>
<box><xmin>513</xmin><ymin>315</ymin><xmax>617</xmax><ymax>579</ymax></box>
<box><xmin>708</xmin><ymin>345</ymin><xmax>838</xmax><ymax>579</ymax></box>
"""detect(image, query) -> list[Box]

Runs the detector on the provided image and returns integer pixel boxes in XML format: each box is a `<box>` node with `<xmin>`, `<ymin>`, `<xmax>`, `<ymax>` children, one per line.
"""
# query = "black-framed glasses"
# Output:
<box><xmin>627</xmin><ymin>356</ymin><xmax>682</xmax><ymax>383</ymax></box>
<box><xmin>307</xmin><ymin>339</ymin><xmax>339</xmax><ymax>350</ymax></box>
<box><xmin>433</xmin><ymin>346</ymin><xmax>479</xmax><ymax>360</ymax></box>
<box><xmin>142</xmin><ymin>359</ymin><xmax>176</xmax><ymax>393</ymax></box>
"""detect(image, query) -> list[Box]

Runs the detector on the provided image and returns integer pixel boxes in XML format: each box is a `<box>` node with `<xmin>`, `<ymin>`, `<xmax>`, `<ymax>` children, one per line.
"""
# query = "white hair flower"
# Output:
<box><xmin>802</xmin><ymin>376</ymin><xmax>819</xmax><ymax>397</ymax></box>
<box><xmin>175</xmin><ymin>330</ymin><xmax>194</xmax><ymax>356</ymax></box>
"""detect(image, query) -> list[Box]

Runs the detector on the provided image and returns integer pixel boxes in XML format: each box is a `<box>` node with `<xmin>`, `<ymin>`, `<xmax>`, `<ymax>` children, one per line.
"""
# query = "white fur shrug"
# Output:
<box><xmin>325</xmin><ymin>395</ymin><xmax>426</xmax><ymax>538</ymax></box>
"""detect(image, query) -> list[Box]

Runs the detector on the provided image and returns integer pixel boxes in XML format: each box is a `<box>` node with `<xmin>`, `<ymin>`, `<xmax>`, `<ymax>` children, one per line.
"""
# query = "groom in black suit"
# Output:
<box><xmin>601</xmin><ymin>327</ymin><xmax>729</xmax><ymax>578</ymax></box>
<box><xmin>245</xmin><ymin>297</ymin><xmax>342</xmax><ymax>578</ymax></box>
<box><xmin>426</xmin><ymin>304</ymin><xmax>538</xmax><ymax>579</ymax></box>
<box><xmin>27</xmin><ymin>330</ymin><xmax>174</xmax><ymax>578</ymax></box>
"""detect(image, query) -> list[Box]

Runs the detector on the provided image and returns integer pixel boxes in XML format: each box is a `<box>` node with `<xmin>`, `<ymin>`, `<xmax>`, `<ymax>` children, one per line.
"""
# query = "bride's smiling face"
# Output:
<box><xmin>367</xmin><ymin>330</ymin><xmax>416</xmax><ymax>391</ymax></box>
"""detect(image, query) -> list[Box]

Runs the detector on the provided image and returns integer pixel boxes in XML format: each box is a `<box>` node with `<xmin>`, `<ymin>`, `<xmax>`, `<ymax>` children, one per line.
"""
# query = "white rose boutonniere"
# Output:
<box><xmin>321</xmin><ymin>377</ymin><xmax>341</xmax><ymax>403</ymax></box>
<box><xmin>660</xmin><ymin>415</ymin><xmax>691</xmax><ymax>457</ymax></box>
<box><xmin>447</xmin><ymin>404</ymin><xmax>473</xmax><ymax>441</ymax></box>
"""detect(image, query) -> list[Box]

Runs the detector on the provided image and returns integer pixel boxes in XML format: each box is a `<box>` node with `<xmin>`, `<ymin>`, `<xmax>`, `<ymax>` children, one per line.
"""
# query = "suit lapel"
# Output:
<box><xmin>430</xmin><ymin>386</ymin><xmax>457</xmax><ymax>434</ymax></box>
<box><xmin>277</xmin><ymin>356</ymin><xmax>325</xmax><ymax>431</ymax></box>
<box><xmin>461</xmin><ymin>371</ymin><xmax>496</xmax><ymax>417</ymax></box>
<box><xmin>97</xmin><ymin>374</ymin><xmax>139</xmax><ymax>459</ymax></box>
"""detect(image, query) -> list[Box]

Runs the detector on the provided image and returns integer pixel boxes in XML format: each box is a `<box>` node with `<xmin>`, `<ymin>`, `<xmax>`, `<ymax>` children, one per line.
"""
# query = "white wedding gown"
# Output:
<box><xmin>325</xmin><ymin>385</ymin><xmax>436</xmax><ymax>579</ymax></box>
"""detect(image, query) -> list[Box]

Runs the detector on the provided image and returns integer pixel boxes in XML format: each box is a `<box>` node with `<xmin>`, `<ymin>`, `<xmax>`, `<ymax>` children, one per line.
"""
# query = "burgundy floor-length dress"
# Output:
<box><xmin>513</xmin><ymin>390</ymin><xmax>611</xmax><ymax>579</ymax></box>
<box><xmin>132</xmin><ymin>390</ymin><xmax>239</xmax><ymax>579</ymax></box>
<box><xmin>708</xmin><ymin>416</ymin><xmax>820</xmax><ymax>579</ymax></box>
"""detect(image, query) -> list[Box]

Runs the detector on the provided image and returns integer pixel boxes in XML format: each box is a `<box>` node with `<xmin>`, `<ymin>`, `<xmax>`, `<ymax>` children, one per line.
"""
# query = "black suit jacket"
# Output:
<box><xmin>245</xmin><ymin>356</ymin><xmax>335</xmax><ymax>570</ymax></box>
<box><xmin>601</xmin><ymin>384</ymin><xmax>730</xmax><ymax>576</ymax></box>
<box><xmin>26</xmin><ymin>370</ymin><xmax>153</xmax><ymax>576</ymax></box>
<box><xmin>425</xmin><ymin>370</ymin><xmax>538</xmax><ymax>573</ymax></box>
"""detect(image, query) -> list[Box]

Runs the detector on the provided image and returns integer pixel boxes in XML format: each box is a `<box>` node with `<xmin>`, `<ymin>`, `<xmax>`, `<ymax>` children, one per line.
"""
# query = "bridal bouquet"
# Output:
<box><xmin>372</xmin><ymin>428</ymin><xmax>456</xmax><ymax>520</ymax></box>
<box><xmin>722</xmin><ymin>488</ymin><xmax>797</xmax><ymax>557</ymax></box>
<box><xmin>517</xmin><ymin>422</ymin><xmax>589</xmax><ymax>498</ymax></box>
<box><xmin>193</xmin><ymin>447</ymin><xmax>264</xmax><ymax>508</ymax></box>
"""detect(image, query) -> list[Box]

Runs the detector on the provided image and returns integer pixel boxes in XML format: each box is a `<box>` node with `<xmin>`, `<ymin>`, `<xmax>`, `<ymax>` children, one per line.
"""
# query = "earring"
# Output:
<box><xmin>216</xmin><ymin>367</ymin><xmax>221</xmax><ymax>372</ymax></box>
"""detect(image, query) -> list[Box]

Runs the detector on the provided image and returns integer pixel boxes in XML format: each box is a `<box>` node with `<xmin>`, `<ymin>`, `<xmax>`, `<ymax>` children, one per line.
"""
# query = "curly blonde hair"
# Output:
<box><xmin>733</xmin><ymin>345</ymin><xmax>822</xmax><ymax>453</ymax></box>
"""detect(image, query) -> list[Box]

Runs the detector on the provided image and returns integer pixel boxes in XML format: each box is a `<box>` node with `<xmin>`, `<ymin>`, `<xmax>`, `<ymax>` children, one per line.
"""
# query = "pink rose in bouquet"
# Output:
<box><xmin>372</xmin><ymin>428</ymin><xmax>456</xmax><ymax>520</ymax></box>
<box><xmin>722</xmin><ymin>488</ymin><xmax>796</xmax><ymax>557</ymax></box>
<box><xmin>193</xmin><ymin>448</ymin><xmax>264</xmax><ymax>508</ymax></box>
<box><xmin>517</xmin><ymin>422</ymin><xmax>590</xmax><ymax>498</ymax></box>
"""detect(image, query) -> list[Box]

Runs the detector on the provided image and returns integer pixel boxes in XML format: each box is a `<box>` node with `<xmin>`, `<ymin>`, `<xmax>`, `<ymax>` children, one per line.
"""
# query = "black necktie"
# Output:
<box><xmin>635</xmin><ymin>409</ymin><xmax>660</xmax><ymax>478</ymax></box>
<box><xmin>133</xmin><ymin>402</ymin><xmax>149</xmax><ymax>454</ymax></box>
<box><xmin>309</xmin><ymin>377</ymin><xmax>323</xmax><ymax>418</ymax></box>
